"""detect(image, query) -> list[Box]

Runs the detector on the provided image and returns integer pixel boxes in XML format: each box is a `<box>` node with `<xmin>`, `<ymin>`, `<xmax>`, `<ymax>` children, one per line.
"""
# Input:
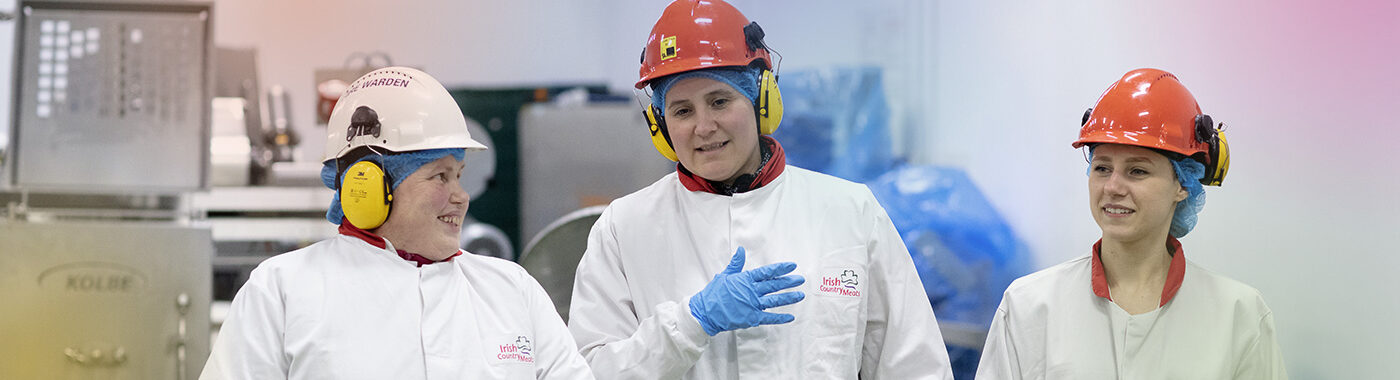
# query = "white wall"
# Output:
<box><xmin>932</xmin><ymin>1</ymin><xmax>1400</xmax><ymax>378</ymax></box>
<box><xmin>209</xmin><ymin>0</ymin><xmax>1395</xmax><ymax>377</ymax></box>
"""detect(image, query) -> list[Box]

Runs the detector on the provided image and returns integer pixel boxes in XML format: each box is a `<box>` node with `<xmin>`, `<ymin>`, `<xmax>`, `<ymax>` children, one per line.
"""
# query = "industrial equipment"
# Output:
<box><xmin>518</xmin><ymin>206</ymin><xmax>605</xmax><ymax>322</ymax></box>
<box><xmin>0</xmin><ymin>2</ymin><xmax>214</xmax><ymax>379</ymax></box>
<box><xmin>7</xmin><ymin>0</ymin><xmax>211</xmax><ymax>193</ymax></box>
<box><xmin>0</xmin><ymin>221</ymin><xmax>212</xmax><ymax>379</ymax></box>
<box><xmin>516</xmin><ymin>101</ymin><xmax>671</xmax><ymax>242</ymax></box>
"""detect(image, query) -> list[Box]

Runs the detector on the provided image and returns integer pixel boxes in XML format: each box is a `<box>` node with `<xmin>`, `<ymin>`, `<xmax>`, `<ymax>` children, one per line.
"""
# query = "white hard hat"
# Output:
<box><xmin>323</xmin><ymin>66</ymin><xmax>487</xmax><ymax>162</ymax></box>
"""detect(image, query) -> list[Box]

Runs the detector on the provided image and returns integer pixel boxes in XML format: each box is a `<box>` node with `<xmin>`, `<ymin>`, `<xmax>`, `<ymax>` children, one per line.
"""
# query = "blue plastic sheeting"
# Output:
<box><xmin>866</xmin><ymin>165</ymin><xmax>1031</xmax><ymax>379</ymax></box>
<box><xmin>866</xmin><ymin>165</ymin><xmax>1030</xmax><ymax>325</ymax></box>
<box><xmin>772</xmin><ymin>67</ymin><xmax>897</xmax><ymax>183</ymax></box>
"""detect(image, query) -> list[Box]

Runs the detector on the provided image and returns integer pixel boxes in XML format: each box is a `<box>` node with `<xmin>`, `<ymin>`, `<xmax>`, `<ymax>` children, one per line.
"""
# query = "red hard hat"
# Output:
<box><xmin>1073</xmin><ymin>68</ymin><xmax>1212</xmax><ymax>160</ymax></box>
<box><xmin>636</xmin><ymin>0</ymin><xmax>772</xmax><ymax>89</ymax></box>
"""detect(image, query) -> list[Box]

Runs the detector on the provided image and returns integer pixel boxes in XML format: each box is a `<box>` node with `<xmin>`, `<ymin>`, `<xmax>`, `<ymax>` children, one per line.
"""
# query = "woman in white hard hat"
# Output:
<box><xmin>975</xmin><ymin>68</ymin><xmax>1287</xmax><ymax>379</ymax></box>
<box><xmin>202</xmin><ymin>67</ymin><xmax>593</xmax><ymax>380</ymax></box>
<box><xmin>566</xmin><ymin>1</ymin><xmax>954</xmax><ymax>378</ymax></box>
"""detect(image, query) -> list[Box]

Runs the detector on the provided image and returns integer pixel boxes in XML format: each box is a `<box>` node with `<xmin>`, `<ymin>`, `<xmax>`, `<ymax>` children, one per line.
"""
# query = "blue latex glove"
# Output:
<box><xmin>689</xmin><ymin>247</ymin><xmax>806</xmax><ymax>336</ymax></box>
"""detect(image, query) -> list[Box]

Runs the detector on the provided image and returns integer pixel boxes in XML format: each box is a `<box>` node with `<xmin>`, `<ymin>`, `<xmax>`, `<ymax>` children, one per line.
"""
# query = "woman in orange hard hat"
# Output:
<box><xmin>976</xmin><ymin>68</ymin><xmax>1288</xmax><ymax>379</ymax></box>
<box><xmin>567</xmin><ymin>0</ymin><xmax>954</xmax><ymax>378</ymax></box>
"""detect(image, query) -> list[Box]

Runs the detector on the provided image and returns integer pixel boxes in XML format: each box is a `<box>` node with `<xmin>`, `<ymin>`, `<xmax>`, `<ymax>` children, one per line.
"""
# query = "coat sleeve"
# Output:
<box><xmin>568</xmin><ymin>206</ymin><xmax>711</xmax><ymax>379</ymax></box>
<box><xmin>199</xmin><ymin>266</ymin><xmax>289</xmax><ymax>380</ymax></box>
<box><xmin>974</xmin><ymin>300</ymin><xmax>1022</xmax><ymax>380</ymax></box>
<box><xmin>858</xmin><ymin>197</ymin><xmax>955</xmax><ymax>380</ymax></box>
<box><xmin>1233</xmin><ymin>311</ymin><xmax>1289</xmax><ymax>380</ymax></box>
<box><xmin>519</xmin><ymin>268</ymin><xmax>596</xmax><ymax>380</ymax></box>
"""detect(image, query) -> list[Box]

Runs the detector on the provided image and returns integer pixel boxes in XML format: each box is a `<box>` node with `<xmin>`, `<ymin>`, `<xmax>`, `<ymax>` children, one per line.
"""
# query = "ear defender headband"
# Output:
<box><xmin>641</xmin><ymin>22</ymin><xmax>784</xmax><ymax>162</ymax></box>
<box><xmin>745</xmin><ymin>22</ymin><xmax>783</xmax><ymax>136</ymax></box>
<box><xmin>1080</xmin><ymin>108</ymin><xmax>1230</xmax><ymax>186</ymax></box>
<box><xmin>336</xmin><ymin>106</ymin><xmax>394</xmax><ymax>229</ymax></box>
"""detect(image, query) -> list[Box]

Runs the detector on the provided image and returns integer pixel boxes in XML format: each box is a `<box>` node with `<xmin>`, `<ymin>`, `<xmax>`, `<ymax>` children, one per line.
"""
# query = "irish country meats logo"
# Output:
<box><xmin>820</xmin><ymin>269</ymin><xmax>862</xmax><ymax>297</ymax></box>
<box><xmin>496</xmin><ymin>335</ymin><xmax>534</xmax><ymax>363</ymax></box>
<box><xmin>839</xmin><ymin>270</ymin><xmax>858</xmax><ymax>288</ymax></box>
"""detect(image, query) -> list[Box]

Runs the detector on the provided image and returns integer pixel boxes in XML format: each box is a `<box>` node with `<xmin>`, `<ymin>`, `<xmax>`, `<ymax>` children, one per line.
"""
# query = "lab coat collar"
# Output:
<box><xmin>677</xmin><ymin>135</ymin><xmax>787</xmax><ymax>195</ymax></box>
<box><xmin>1090</xmin><ymin>236</ymin><xmax>1187</xmax><ymax>307</ymax></box>
<box><xmin>338</xmin><ymin>218</ymin><xmax>463</xmax><ymax>267</ymax></box>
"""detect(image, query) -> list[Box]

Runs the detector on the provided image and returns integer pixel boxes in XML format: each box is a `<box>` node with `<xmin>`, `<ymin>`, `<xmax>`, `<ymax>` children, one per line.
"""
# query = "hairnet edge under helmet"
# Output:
<box><xmin>649</xmin><ymin>66</ymin><xmax>761</xmax><ymax>115</ymax></box>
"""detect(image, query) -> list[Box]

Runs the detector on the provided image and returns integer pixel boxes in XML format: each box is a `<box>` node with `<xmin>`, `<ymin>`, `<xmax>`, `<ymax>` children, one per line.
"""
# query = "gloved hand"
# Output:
<box><xmin>689</xmin><ymin>247</ymin><xmax>806</xmax><ymax>336</ymax></box>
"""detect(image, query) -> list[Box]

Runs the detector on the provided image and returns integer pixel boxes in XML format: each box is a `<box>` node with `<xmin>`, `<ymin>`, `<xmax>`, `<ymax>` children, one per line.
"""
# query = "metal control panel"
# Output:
<box><xmin>9</xmin><ymin>1</ymin><xmax>210</xmax><ymax>192</ymax></box>
<box><xmin>0</xmin><ymin>221</ymin><xmax>212</xmax><ymax>379</ymax></box>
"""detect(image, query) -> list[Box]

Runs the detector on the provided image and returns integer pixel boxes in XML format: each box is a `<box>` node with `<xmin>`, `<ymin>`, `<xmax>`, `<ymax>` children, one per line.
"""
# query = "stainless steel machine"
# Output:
<box><xmin>6</xmin><ymin>0</ymin><xmax>211</xmax><ymax>193</ymax></box>
<box><xmin>0</xmin><ymin>221</ymin><xmax>212</xmax><ymax>379</ymax></box>
<box><xmin>0</xmin><ymin>1</ymin><xmax>214</xmax><ymax>379</ymax></box>
<box><xmin>516</xmin><ymin>102</ymin><xmax>671</xmax><ymax>244</ymax></box>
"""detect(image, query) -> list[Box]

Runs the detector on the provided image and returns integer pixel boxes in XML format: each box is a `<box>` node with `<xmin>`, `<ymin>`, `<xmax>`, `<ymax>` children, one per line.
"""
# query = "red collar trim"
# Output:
<box><xmin>338</xmin><ymin>218</ymin><xmax>463</xmax><ymax>267</ymax></box>
<box><xmin>678</xmin><ymin>136</ymin><xmax>787</xmax><ymax>194</ymax></box>
<box><xmin>677</xmin><ymin>167</ymin><xmax>720</xmax><ymax>193</ymax></box>
<box><xmin>396</xmin><ymin>249</ymin><xmax>463</xmax><ymax>267</ymax></box>
<box><xmin>1090</xmin><ymin>236</ymin><xmax>1187</xmax><ymax>307</ymax></box>
<box><xmin>338</xmin><ymin>218</ymin><xmax>386</xmax><ymax>249</ymax></box>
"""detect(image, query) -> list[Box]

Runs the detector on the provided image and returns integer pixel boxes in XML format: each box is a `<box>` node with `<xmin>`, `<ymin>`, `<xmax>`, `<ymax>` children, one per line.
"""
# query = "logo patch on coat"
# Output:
<box><xmin>819</xmin><ymin>268</ymin><xmax>863</xmax><ymax>297</ymax></box>
<box><xmin>494</xmin><ymin>335</ymin><xmax>535</xmax><ymax>364</ymax></box>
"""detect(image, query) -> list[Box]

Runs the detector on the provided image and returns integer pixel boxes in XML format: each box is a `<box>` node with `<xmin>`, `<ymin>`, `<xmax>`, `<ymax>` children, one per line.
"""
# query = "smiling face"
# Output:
<box><xmin>663</xmin><ymin>77</ymin><xmax>762</xmax><ymax>184</ymax></box>
<box><xmin>374</xmin><ymin>155</ymin><xmax>469</xmax><ymax>258</ymax></box>
<box><xmin>1088</xmin><ymin>144</ymin><xmax>1189</xmax><ymax>244</ymax></box>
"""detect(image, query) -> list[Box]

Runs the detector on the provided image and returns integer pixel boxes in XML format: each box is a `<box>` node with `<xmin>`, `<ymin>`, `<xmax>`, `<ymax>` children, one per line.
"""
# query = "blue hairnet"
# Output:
<box><xmin>1085</xmin><ymin>146</ymin><xmax>1207</xmax><ymax>238</ymax></box>
<box><xmin>1168</xmin><ymin>157</ymin><xmax>1206</xmax><ymax>238</ymax></box>
<box><xmin>320</xmin><ymin>148</ymin><xmax>466</xmax><ymax>224</ymax></box>
<box><xmin>650</xmin><ymin>66</ymin><xmax>760</xmax><ymax>113</ymax></box>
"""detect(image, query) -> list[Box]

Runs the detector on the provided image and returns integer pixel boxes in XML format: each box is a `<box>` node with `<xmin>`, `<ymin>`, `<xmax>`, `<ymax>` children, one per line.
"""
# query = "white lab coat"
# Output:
<box><xmin>569</xmin><ymin>166</ymin><xmax>954</xmax><ymax>379</ymax></box>
<box><xmin>976</xmin><ymin>254</ymin><xmax>1288</xmax><ymax>379</ymax></box>
<box><xmin>201</xmin><ymin>234</ymin><xmax>594</xmax><ymax>380</ymax></box>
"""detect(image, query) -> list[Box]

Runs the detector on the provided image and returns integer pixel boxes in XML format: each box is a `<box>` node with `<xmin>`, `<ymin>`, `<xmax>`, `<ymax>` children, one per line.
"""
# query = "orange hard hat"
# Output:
<box><xmin>1074</xmin><ymin>68</ymin><xmax>1230</xmax><ymax>185</ymax></box>
<box><xmin>636</xmin><ymin>0</ymin><xmax>773</xmax><ymax>89</ymax></box>
<box><xmin>1073</xmin><ymin>68</ymin><xmax>1214</xmax><ymax>159</ymax></box>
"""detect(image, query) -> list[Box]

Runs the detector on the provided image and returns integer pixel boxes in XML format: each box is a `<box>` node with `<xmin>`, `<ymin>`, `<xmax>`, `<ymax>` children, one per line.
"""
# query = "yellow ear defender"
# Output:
<box><xmin>1193</xmin><ymin>115</ymin><xmax>1229</xmax><ymax>187</ymax></box>
<box><xmin>642</xmin><ymin>68</ymin><xmax>784</xmax><ymax>162</ymax></box>
<box><xmin>340</xmin><ymin>160</ymin><xmax>393</xmax><ymax>229</ymax></box>
<box><xmin>756</xmin><ymin>68</ymin><xmax>783</xmax><ymax>135</ymax></box>
<box><xmin>643</xmin><ymin>105</ymin><xmax>679</xmax><ymax>162</ymax></box>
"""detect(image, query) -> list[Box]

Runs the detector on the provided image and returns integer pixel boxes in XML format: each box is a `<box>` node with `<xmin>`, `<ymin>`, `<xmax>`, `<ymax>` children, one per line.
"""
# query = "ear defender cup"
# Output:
<box><xmin>1193</xmin><ymin>114</ymin><xmax>1229</xmax><ymax>186</ymax></box>
<box><xmin>340</xmin><ymin>160</ymin><xmax>393</xmax><ymax>229</ymax></box>
<box><xmin>643</xmin><ymin>105</ymin><xmax>679</xmax><ymax>162</ymax></box>
<box><xmin>756</xmin><ymin>68</ymin><xmax>783</xmax><ymax>135</ymax></box>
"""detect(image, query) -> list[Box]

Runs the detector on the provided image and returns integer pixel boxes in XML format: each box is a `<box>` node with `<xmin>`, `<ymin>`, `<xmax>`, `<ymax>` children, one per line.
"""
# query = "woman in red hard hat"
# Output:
<box><xmin>976</xmin><ymin>69</ymin><xmax>1288</xmax><ymax>379</ymax></box>
<box><xmin>567</xmin><ymin>0</ymin><xmax>954</xmax><ymax>378</ymax></box>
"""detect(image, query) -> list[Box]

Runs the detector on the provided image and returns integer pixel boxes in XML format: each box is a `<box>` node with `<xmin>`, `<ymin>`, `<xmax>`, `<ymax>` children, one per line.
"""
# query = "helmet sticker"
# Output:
<box><xmin>347</xmin><ymin>106</ymin><xmax>382</xmax><ymax>141</ymax></box>
<box><xmin>660</xmin><ymin>35</ymin><xmax>678</xmax><ymax>61</ymax></box>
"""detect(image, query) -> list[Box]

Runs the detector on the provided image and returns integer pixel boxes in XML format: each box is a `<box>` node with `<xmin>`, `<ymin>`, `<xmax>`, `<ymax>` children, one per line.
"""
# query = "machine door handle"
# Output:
<box><xmin>64</xmin><ymin>346</ymin><xmax>127</xmax><ymax>366</ymax></box>
<box><xmin>175</xmin><ymin>292</ymin><xmax>191</xmax><ymax>380</ymax></box>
